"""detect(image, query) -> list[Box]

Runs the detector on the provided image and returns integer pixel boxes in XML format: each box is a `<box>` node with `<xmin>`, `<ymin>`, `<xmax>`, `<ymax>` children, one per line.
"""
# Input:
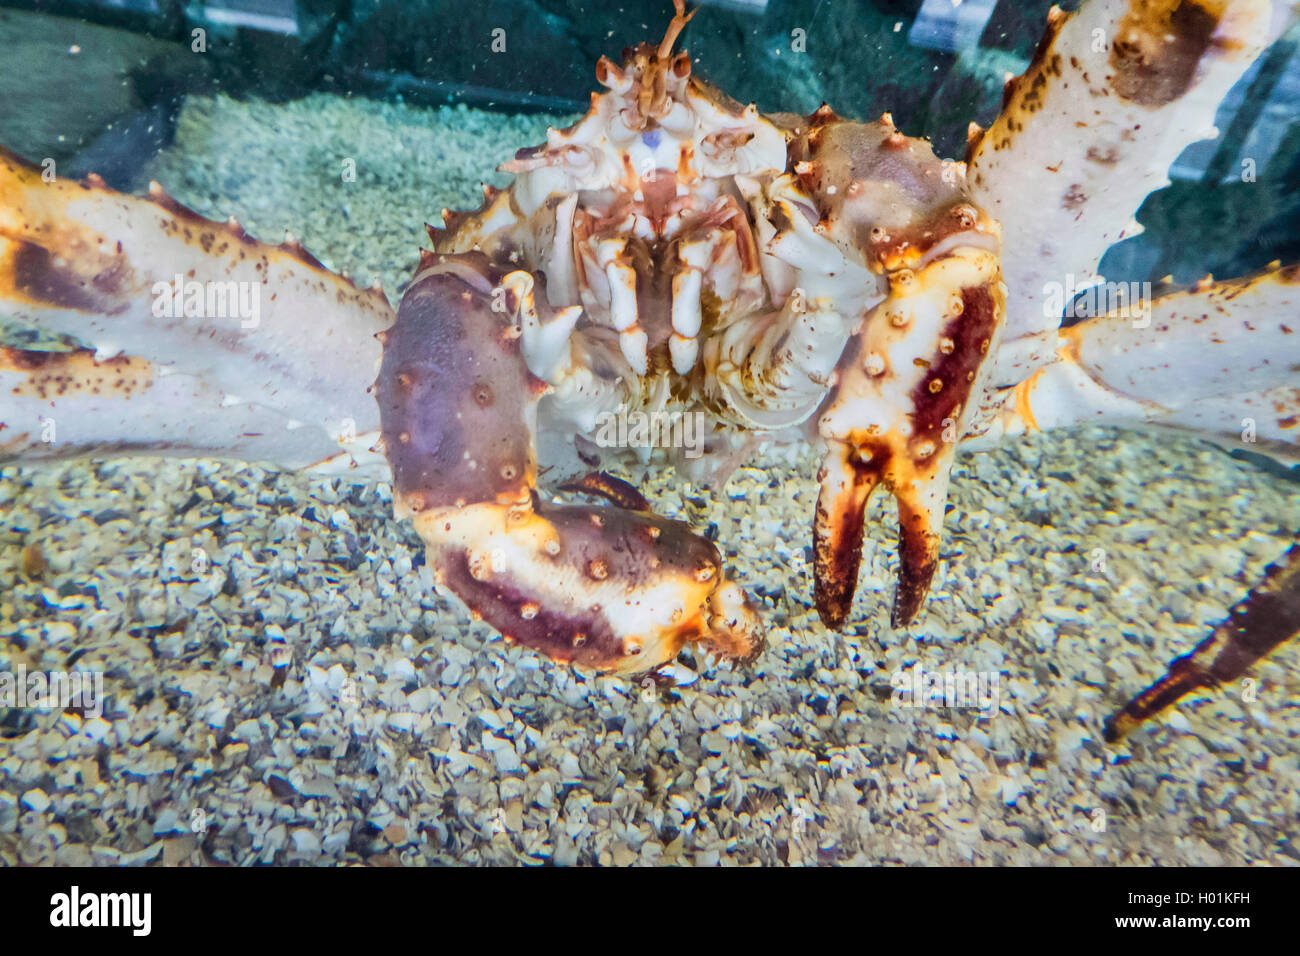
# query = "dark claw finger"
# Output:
<box><xmin>813</xmin><ymin>449</ymin><xmax>877</xmax><ymax>629</ymax></box>
<box><xmin>560</xmin><ymin>471</ymin><xmax>651</xmax><ymax>511</ymax></box>
<box><xmin>890</xmin><ymin>496</ymin><xmax>940</xmax><ymax>628</ymax></box>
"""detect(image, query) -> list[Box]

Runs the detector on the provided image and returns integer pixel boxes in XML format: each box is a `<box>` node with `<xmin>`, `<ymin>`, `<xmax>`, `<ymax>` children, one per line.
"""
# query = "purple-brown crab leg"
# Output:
<box><xmin>1104</xmin><ymin>536</ymin><xmax>1300</xmax><ymax>741</ymax></box>
<box><xmin>375</xmin><ymin>252</ymin><xmax>763</xmax><ymax>675</ymax></box>
<box><xmin>559</xmin><ymin>471</ymin><xmax>652</xmax><ymax>512</ymax></box>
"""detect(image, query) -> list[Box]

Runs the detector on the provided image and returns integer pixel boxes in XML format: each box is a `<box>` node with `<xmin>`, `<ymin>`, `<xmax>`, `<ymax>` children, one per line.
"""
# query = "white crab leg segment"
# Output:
<box><xmin>544</xmin><ymin>193</ymin><xmax>580</xmax><ymax>307</ymax></box>
<box><xmin>0</xmin><ymin>148</ymin><xmax>392</xmax><ymax>470</ymax></box>
<box><xmin>669</xmin><ymin>330</ymin><xmax>698</xmax><ymax>377</ymax></box>
<box><xmin>968</xmin><ymin>0</ymin><xmax>1286</xmax><ymax>366</ymax></box>
<box><xmin>670</xmin><ymin>236</ymin><xmax>712</xmax><ymax>374</ymax></box>
<box><xmin>594</xmin><ymin>237</ymin><xmax>649</xmax><ymax>375</ymax></box>
<box><xmin>539</xmin><ymin>328</ymin><xmax>637</xmax><ymax>441</ymax></box>
<box><xmin>501</xmin><ymin>270</ymin><xmax>582</xmax><ymax>384</ymax></box>
<box><xmin>374</xmin><ymin>251</ymin><xmax>764</xmax><ymax>676</ymax></box>
<box><xmin>976</xmin><ymin>262</ymin><xmax>1300</xmax><ymax>457</ymax></box>
<box><xmin>0</xmin><ymin>346</ymin><xmax>356</xmax><ymax>468</ymax></box>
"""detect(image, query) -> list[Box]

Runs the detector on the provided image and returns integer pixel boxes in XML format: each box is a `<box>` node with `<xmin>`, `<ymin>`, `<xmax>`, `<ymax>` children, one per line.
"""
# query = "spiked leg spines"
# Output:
<box><xmin>0</xmin><ymin>145</ymin><xmax>393</xmax><ymax>471</ymax></box>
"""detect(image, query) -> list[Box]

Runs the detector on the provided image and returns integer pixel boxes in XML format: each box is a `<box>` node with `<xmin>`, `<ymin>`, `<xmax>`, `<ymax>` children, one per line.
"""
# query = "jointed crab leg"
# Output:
<box><xmin>975</xmin><ymin>261</ymin><xmax>1300</xmax><ymax>458</ymax></box>
<box><xmin>0</xmin><ymin>146</ymin><xmax>393</xmax><ymax>471</ymax></box>
<box><xmin>559</xmin><ymin>471</ymin><xmax>653</xmax><ymax>511</ymax></box>
<box><xmin>781</xmin><ymin>110</ymin><xmax>1006</xmax><ymax>629</ymax></box>
<box><xmin>0</xmin><ymin>345</ymin><xmax>365</xmax><ymax>468</ymax></box>
<box><xmin>374</xmin><ymin>252</ymin><xmax>764</xmax><ymax>675</ymax></box>
<box><xmin>968</xmin><ymin>0</ymin><xmax>1292</xmax><ymax>368</ymax></box>
<box><xmin>1104</xmin><ymin>535</ymin><xmax>1300</xmax><ymax>741</ymax></box>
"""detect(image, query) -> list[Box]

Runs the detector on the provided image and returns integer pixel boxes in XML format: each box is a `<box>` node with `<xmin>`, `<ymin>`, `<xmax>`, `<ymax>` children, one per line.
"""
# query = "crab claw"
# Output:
<box><xmin>814</xmin><ymin>428</ymin><xmax>953</xmax><ymax>629</ymax></box>
<box><xmin>375</xmin><ymin>252</ymin><xmax>763</xmax><ymax>675</ymax></box>
<box><xmin>411</xmin><ymin>499</ymin><xmax>764</xmax><ymax>675</ymax></box>
<box><xmin>814</xmin><ymin>248</ymin><xmax>1004</xmax><ymax>629</ymax></box>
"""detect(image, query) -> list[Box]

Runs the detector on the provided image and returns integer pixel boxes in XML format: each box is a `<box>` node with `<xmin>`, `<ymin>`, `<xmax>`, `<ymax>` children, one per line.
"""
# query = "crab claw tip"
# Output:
<box><xmin>706</xmin><ymin>578</ymin><xmax>766</xmax><ymax>665</ymax></box>
<box><xmin>812</xmin><ymin>449</ymin><xmax>876</xmax><ymax>630</ymax></box>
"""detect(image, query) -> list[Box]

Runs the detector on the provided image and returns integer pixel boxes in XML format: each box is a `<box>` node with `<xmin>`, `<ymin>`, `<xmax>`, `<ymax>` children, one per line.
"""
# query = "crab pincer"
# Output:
<box><xmin>374</xmin><ymin>252</ymin><xmax>763</xmax><ymax>675</ymax></box>
<box><xmin>790</xmin><ymin>116</ymin><xmax>1006</xmax><ymax>629</ymax></box>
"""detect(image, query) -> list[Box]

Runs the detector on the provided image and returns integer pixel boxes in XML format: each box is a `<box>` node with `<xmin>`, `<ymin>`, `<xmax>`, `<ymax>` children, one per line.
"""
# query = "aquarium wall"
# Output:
<box><xmin>2</xmin><ymin>0</ymin><xmax>1299</xmax><ymax>871</ymax></box>
<box><xmin>2</xmin><ymin>0</ymin><xmax>1298</xmax><ymax>284</ymax></box>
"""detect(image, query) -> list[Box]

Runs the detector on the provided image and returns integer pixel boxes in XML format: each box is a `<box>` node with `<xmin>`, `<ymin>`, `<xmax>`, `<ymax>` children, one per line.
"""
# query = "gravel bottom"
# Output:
<box><xmin>2</xmin><ymin>93</ymin><xmax>1299</xmax><ymax>866</ymax></box>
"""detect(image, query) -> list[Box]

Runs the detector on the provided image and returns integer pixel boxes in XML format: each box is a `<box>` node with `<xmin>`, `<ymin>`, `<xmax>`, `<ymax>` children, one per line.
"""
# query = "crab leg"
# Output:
<box><xmin>374</xmin><ymin>252</ymin><xmax>763</xmax><ymax>675</ymax></box>
<box><xmin>968</xmin><ymin>0</ymin><xmax>1290</xmax><ymax>364</ymax></box>
<box><xmin>559</xmin><ymin>471</ymin><xmax>652</xmax><ymax>511</ymax></box>
<box><xmin>0</xmin><ymin>146</ymin><xmax>393</xmax><ymax>472</ymax></box>
<box><xmin>0</xmin><ymin>346</ymin><xmax>374</xmax><ymax>469</ymax></box>
<box><xmin>974</xmin><ymin>262</ymin><xmax>1300</xmax><ymax>459</ymax></box>
<box><xmin>772</xmin><ymin>111</ymin><xmax>1005</xmax><ymax>628</ymax></box>
<box><xmin>816</xmin><ymin>250</ymin><xmax>1005</xmax><ymax>628</ymax></box>
<box><xmin>1104</xmin><ymin>535</ymin><xmax>1300</xmax><ymax>741</ymax></box>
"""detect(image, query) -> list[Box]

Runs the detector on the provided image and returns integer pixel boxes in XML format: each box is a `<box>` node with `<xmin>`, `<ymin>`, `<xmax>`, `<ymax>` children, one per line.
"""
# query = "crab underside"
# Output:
<box><xmin>2</xmin><ymin>0</ymin><xmax>1299</xmax><ymax>741</ymax></box>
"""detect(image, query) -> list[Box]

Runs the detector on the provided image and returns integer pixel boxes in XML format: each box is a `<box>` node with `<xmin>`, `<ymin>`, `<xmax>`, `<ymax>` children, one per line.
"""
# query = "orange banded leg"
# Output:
<box><xmin>1104</xmin><ymin>537</ymin><xmax>1300</xmax><ymax>742</ymax></box>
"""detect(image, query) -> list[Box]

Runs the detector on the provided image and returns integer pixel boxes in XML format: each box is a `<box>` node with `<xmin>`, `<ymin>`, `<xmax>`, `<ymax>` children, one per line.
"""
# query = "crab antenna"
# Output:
<box><xmin>658</xmin><ymin>0</ymin><xmax>695</xmax><ymax>59</ymax></box>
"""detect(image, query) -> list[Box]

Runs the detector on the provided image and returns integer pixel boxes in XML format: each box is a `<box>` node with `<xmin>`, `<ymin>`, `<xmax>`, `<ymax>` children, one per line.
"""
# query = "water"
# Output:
<box><xmin>0</xmin><ymin>0</ymin><xmax>1298</xmax><ymax>867</ymax></box>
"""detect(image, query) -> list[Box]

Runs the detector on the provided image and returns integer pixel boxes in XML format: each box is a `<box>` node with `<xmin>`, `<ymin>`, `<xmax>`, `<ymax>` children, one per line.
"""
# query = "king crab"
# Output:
<box><xmin>1</xmin><ymin>0</ymin><xmax>1298</xmax><ymax>740</ymax></box>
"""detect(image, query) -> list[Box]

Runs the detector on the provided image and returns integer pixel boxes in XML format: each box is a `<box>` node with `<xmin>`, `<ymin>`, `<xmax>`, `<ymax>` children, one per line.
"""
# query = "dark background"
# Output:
<box><xmin>0</xmin><ymin>0</ymin><xmax>1297</xmax><ymax>285</ymax></box>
